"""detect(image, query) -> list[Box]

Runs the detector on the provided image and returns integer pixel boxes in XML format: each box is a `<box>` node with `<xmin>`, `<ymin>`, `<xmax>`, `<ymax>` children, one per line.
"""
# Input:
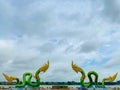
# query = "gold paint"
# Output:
<box><xmin>102</xmin><ymin>73</ymin><xmax>118</xmax><ymax>85</ymax></box>
<box><xmin>39</xmin><ymin>60</ymin><xmax>49</xmax><ymax>72</ymax></box>
<box><xmin>72</xmin><ymin>61</ymin><xmax>83</xmax><ymax>73</ymax></box>
<box><xmin>3</xmin><ymin>73</ymin><xmax>17</xmax><ymax>82</ymax></box>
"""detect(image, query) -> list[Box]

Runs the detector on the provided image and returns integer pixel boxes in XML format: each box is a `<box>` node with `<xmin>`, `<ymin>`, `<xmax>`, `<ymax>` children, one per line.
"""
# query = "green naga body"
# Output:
<box><xmin>72</xmin><ymin>61</ymin><xmax>118</xmax><ymax>88</ymax></box>
<box><xmin>3</xmin><ymin>61</ymin><xmax>49</xmax><ymax>88</ymax></box>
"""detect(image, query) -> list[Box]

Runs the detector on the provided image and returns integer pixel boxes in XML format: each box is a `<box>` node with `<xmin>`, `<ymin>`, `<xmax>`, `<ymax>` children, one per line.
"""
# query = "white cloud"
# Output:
<box><xmin>0</xmin><ymin>0</ymin><xmax>120</xmax><ymax>82</ymax></box>
<box><xmin>104</xmin><ymin>49</ymin><xmax>120</xmax><ymax>68</ymax></box>
<box><xmin>101</xmin><ymin>0</ymin><xmax>120</xmax><ymax>23</ymax></box>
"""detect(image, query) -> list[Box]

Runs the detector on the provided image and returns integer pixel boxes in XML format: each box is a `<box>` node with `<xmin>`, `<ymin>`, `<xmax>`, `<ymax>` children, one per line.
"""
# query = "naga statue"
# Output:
<box><xmin>72</xmin><ymin>61</ymin><xmax>118</xmax><ymax>88</ymax></box>
<box><xmin>3</xmin><ymin>61</ymin><xmax>49</xmax><ymax>88</ymax></box>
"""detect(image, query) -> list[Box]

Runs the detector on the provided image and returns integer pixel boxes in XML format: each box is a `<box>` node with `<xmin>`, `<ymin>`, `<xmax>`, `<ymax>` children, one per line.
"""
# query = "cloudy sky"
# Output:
<box><xmin>0</xmin><ymin>0</ymin><xmax>120</xmax><ymax>82</ymax></box>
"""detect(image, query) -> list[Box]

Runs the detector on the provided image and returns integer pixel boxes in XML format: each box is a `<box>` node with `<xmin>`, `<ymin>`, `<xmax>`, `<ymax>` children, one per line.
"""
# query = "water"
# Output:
<box><xmin>0</xmin><ymin>85</ymin><xmax>120</xmax><ymax>90</ymax></box>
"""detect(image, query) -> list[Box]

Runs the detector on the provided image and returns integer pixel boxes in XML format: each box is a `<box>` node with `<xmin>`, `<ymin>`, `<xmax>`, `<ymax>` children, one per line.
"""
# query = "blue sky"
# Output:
<box><xmin>0</xmin><ymin>0</ymin><xmax>120</xmax><ymax>82</ymax></box>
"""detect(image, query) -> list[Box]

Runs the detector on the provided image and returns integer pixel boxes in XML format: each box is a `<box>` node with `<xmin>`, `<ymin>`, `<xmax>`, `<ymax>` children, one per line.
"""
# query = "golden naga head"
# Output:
<box><xmin>3</xmin><ymin>73</ymin><xmax>17</xmax><ymax>82</ymax></box>
<box><xmin>72</xmin><ymin>61</ymin><xmax>83</xmax><ymax>73</ymax></box>
<box><xmin>39</xmin><ymin>60</ymin><xmax>49</xmax><ymax>72</ymax></box>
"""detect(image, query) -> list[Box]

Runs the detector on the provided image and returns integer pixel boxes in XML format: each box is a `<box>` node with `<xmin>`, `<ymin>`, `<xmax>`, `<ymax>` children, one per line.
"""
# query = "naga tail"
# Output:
<box><xmin>102</xmin><ymin>73</ymin><xmax>118</xmax><ymax>85</ymax></box>
<box><xmin>3</xmin><ymin>73</ymin><xmax>19</xmax><ymax>83</ymax></box>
